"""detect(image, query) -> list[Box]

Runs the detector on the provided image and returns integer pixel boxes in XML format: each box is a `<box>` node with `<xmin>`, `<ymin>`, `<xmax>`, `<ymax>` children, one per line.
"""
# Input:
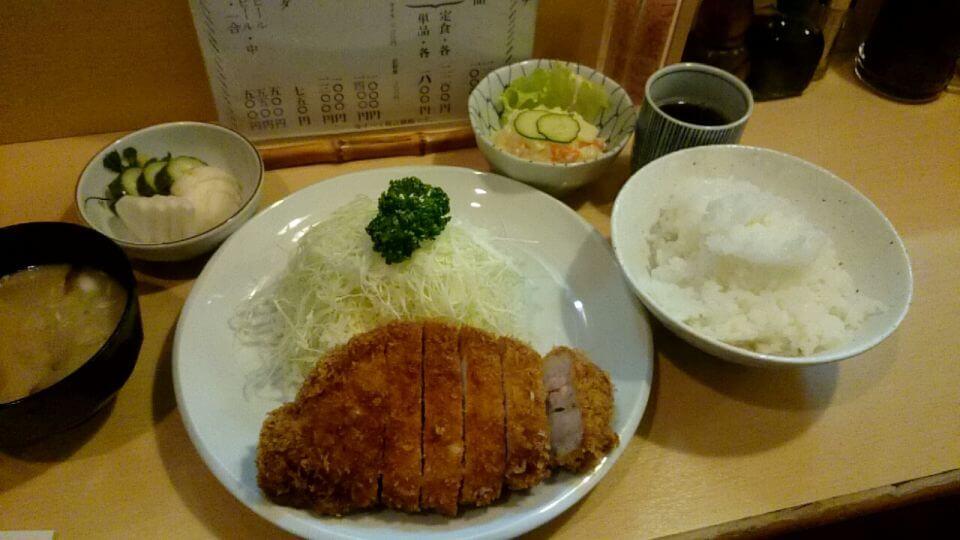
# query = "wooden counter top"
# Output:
<box><xmin>1</xmin><ymin>62</ymin><xmax>958</xmax><ymax>538</ymax></box>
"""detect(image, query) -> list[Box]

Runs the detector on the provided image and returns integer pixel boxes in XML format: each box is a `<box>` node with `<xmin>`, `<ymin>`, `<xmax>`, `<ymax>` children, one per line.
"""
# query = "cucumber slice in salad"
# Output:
<box><xmin>514</xmin><ymin>110</ymin><xmax>549</xmax><ymax>140</ymax></box>
<box><xmin>536</xmin><ymin>113</ymin><xmax>580</xmax><ymax>143</ymax></box>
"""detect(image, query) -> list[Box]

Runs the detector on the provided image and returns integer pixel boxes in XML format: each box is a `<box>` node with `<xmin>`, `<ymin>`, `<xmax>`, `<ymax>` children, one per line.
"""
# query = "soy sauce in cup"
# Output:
<box><xmin>657</xmin><ymin>100</ymin><xmax>733</xmax><ymax>127</ymax></box>
<box><xmin>632</xmin><ymin>62</ymin><xmax>754</xmax><ymax>171</ymax></box>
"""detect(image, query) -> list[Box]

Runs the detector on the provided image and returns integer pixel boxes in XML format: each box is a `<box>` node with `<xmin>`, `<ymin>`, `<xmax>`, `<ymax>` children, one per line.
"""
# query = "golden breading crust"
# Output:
<box><xmin>500</xmin><ymin>337</ymin><xmax>551</xmax><ymax>490</ymax></box>
<box><xmin>339</xmin><ymin>329</ymin><xmax>388</xmax><ymax>509</ymax></box>
<box><xmin>381</xmin><ymin>321</ymin><xmax>424</xmax><ymax>512</ymax></box>
<box><xmin>547</xmin><ymin>347</ymin><xmax>618</xmax><ymax>473</ymax></box>
<box><xmin>420</xmin><ymin>321</ymin><xmax>463</xmax><ymax>516</ymax></box>
<box><xmin>256</xmin><ymin>330</ymin><xmax>387</xmax><ymax>515</ymax></box>
<box><xmin>257</xmin><ymin>345</ymin><xmax>355</xmax><ymax>515</ymax></box>
<box><xmin>459</xmin><ymin>326</ymin><xmax>505</xmax><ymax>506</ymax></box>
<box><xmin>257</xmin><ymin>323</ymin><xmax>618</xmax><ymax>517</ymax></box>
<box><xmin>255</xmin><ymin>402</ymin><xmax>318</xmax><ymax>509</ymax></box>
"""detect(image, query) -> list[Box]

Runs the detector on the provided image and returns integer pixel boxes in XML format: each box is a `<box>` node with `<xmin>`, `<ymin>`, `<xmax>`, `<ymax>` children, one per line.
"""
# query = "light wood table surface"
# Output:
<box><xmin>1</xmin><ymin>62</ymin><xmax>958</xmax><ymax>538</ymax></box>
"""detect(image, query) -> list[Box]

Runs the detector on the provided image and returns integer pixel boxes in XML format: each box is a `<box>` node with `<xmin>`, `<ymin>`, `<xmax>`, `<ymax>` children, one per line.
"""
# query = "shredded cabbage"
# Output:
<box><xmin>233</xmin><ymin>195</ymin><xmax>527</xmax><ymax>395</ymax></box>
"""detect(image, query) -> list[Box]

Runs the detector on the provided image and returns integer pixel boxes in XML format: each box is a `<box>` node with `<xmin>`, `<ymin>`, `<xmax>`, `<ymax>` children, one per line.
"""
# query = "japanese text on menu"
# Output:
<box><xmin>190</xmin><ymin>0</ymin><xmax>537</xmax><ymax>140</ymax></box>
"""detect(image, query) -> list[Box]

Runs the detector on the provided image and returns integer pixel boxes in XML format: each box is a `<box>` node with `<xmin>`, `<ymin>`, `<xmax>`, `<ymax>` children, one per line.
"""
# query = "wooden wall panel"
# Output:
<box><xmin>533</xmin><ymin>0</ymin><xmax>609</xmax><ymax>67</ymax></box>
<box><xmin>601</xmin><ymin>0</ymin><xmax>682</xmax><ymax>102</ymax></box>
<box><xmin>0</xmin><ymin>0</ymin><xmax>215</xmax><ymax>144</ymax></box>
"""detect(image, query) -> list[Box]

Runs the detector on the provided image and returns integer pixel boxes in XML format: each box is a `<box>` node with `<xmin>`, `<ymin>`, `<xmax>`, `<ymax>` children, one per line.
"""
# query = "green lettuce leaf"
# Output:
<box><xmin>500</xmin><ymin>64</ymin><xmax>610</xmax><ymax>124</ymax></box>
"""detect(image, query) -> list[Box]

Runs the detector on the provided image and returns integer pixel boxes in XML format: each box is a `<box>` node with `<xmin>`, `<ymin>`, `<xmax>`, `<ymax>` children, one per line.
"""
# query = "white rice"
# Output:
<box><xmin>644</xmin><ymin>177</ymin><xmax>885</xmax><ymax>356</ymax></box>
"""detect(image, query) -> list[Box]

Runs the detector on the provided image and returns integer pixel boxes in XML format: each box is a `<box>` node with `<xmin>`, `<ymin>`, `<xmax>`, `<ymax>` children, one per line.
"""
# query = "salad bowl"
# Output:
<box><xmin>468</xmin><ymin>59</ymin><xmax>637</xmax><ymax>195</ymax></box>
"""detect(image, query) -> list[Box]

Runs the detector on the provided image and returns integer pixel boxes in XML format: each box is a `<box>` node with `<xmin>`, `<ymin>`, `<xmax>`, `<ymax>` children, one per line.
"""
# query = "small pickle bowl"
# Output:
<box><xmin>0</xmin><ymin>222</ymin><xmax>143</xmax><ymax>447</ymax></box>
<box><xmin>468</xmin><ymin>59</ymin><xmax>637</xmax><ymax>195</ymax></box>
<box><xmin>611</xmin><ymin>145</ymin><xmax>913</xmax><ymax>367</ymax></box>
<box><xmin>76</xmin><ymin>121</ymin><xmax>264</xmax><ymax>262</ymax></box>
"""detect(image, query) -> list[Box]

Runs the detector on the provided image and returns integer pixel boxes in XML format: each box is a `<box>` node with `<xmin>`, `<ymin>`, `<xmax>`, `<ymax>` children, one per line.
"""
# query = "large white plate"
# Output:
<box><xmin>173</xmin><ymin>166</ymin><xmax>653</xmax><ymax>539</ymax></box>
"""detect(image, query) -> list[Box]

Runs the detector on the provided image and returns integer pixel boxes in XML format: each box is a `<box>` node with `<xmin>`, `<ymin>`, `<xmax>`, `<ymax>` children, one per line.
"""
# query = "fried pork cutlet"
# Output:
<box><xmin>256</xmin><ymin>330</ymin><xmax>387</xmax><ymax>515</ymax></box>
<box><xmin>381</xmin><ymin>321</ymin><xmax>423</xmax><ymax>512</ymax></box>
<box><xmin>500</xmin><ymin>336</ymin><xmax>551</xmax><ymax>490</ymax></box>
<box><xmin>459</xmin><ymin>326</ymin><xmax>505</xmax><ymax>507</ymax></box>
<box><xmin>543</xmin><ymin>347</ymin><xmax>618</xmax><ymax>472</ymax></box>
<box><xmin>256</xmin><ymin>321</ymin><xmax>618</xmax><ymax>517</ymax></box>
<box><xmin>341</xmin><ymin>332</ymin><xmax>388</xmax><ymax>508</ymax></box>
<box><xmin>420</xmin><ymin>321</ymin><xmax>464</xmax><ymax>516</ymax></box>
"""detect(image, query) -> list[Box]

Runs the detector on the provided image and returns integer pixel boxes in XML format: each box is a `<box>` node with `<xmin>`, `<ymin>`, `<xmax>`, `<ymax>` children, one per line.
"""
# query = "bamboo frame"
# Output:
<box><xmin>257</xmin><ymin>124</ymin><xmax>475</xmax><ymax>170</ymax></box>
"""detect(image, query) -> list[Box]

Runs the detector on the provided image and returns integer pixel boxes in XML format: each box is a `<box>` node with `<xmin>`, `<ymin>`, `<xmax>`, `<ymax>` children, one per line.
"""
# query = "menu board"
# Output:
<box><xmin>189</xmin><ymin>0</ymin><xmax>538</xmax><ymax>141</ymax></box>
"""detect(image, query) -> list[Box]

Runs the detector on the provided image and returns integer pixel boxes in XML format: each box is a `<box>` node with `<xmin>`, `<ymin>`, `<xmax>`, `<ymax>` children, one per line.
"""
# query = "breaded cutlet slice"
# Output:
<box><xmin>256</xmin><ymin>330</ymin><xmax>387</xmax><ymax>515</ymax></box>
<box><xmin>257</xmin><ymin>345</ymin><xmax>356</xmax><ymax>515</ymax></box>
<box><xmin>337</xmin><ymin>330</ymin><xmax>388</xmax><ymax>509</ymax></box>
<box><xmin>381</xmin><ymin>321</ymin><xmax>424</xmax><ymax>512</ymax></box>
<box><xmin>420</xmin><ymin>321</ymin><xmax>464</xmax><ymax>516</ymax></box>
<box><xmin>256</xmin><ymin>401</ymin><xmax>318</xmax><ymax>509</ymax></box>
<box><xmin>500</xmin><ymin>336</ymin><xmax>551</xmax><ymax>490</ymax></box>
<box><xmin>543</xmin><ymin>347</ymin><xmax>617</xmax><ymax>473</ymax></box>
<box><xmin>459</xmin><ymin>326</ymin><xmax>505</xmax><ymax>507</ymax></box>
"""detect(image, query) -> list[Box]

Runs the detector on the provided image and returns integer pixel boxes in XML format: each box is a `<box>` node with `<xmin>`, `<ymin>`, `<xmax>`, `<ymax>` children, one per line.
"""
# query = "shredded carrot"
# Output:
<box><xmin>550</xmin><ymin>144</ymin><xmax>581</xmax><ymax>163</ymax></box>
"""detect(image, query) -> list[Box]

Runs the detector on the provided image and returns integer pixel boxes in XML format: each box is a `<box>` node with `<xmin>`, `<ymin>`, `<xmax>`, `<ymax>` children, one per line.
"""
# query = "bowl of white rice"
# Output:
<box><xmin>611</xmin><ymin>145</ymin><xmax>912</xmax><ymax>366</ymax></box>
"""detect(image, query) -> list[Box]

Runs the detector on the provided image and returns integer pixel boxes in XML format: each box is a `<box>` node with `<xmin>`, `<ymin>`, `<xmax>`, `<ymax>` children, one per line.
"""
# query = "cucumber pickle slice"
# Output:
<box><xmin>514</xmin><ymin>110</ymin><xmax>548</xmax><ymax>140</ymax></box>
<box><xmin>536</xmin><ymin>113</ymin><xmax>580</xmax><ymax>143</ymax></box>
<box><xmin>120</xmin><ymin>167</ymin><xmax>143</xmax><ymax>196</ymax></box>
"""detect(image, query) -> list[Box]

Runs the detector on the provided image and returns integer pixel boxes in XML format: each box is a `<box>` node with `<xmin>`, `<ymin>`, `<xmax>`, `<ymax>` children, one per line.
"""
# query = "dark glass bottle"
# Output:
<box><xmin>746</xmin><ymin>0</ymin><xmax>825</xmax><ymax>100</ymax></box>
<box><xmin>682</xmin><ymin>0</ymin><xmax>753</xmax><ymax>80</ymax></box>
<box><xmin>855</xmin><ymin>0</ymin><xmax>960</xmax><ymax>102</ymax></box>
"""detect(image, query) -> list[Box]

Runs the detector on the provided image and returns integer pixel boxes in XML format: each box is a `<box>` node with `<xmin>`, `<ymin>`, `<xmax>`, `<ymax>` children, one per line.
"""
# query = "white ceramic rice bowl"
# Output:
<box><xmin>611</xmin><ymin>145</ymin><xmax>912</xmax><ymax>366</ymax></box>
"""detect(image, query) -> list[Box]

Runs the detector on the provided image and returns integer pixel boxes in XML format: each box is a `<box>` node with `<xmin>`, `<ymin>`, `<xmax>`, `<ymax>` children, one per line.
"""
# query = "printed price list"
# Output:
<box><xmin>190</xmin><ymin>0</ymin><xmax>537</xmax><ymax>140</ymax></box>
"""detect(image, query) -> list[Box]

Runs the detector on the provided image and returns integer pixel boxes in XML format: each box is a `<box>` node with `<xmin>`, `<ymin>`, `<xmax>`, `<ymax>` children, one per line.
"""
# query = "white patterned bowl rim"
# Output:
<box><xmin>468</xmin><ymin>59</ymin><xmax>637</xmax><ymax>169</ymax></box>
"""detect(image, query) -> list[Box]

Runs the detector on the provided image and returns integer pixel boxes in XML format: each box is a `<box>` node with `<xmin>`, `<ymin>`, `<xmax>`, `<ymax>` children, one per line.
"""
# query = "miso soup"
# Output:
<box><xmin>0</xmin><ymin>265</ymin><xmax>127</xmax><ymax>404</ymax></box>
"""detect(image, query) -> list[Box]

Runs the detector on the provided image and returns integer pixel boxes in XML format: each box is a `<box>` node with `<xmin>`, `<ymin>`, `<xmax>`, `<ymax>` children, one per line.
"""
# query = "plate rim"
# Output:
<box><xmin>173</xmin><ymin>165</ymin><xmax>653</xmax><ymax>539</ymax></box>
